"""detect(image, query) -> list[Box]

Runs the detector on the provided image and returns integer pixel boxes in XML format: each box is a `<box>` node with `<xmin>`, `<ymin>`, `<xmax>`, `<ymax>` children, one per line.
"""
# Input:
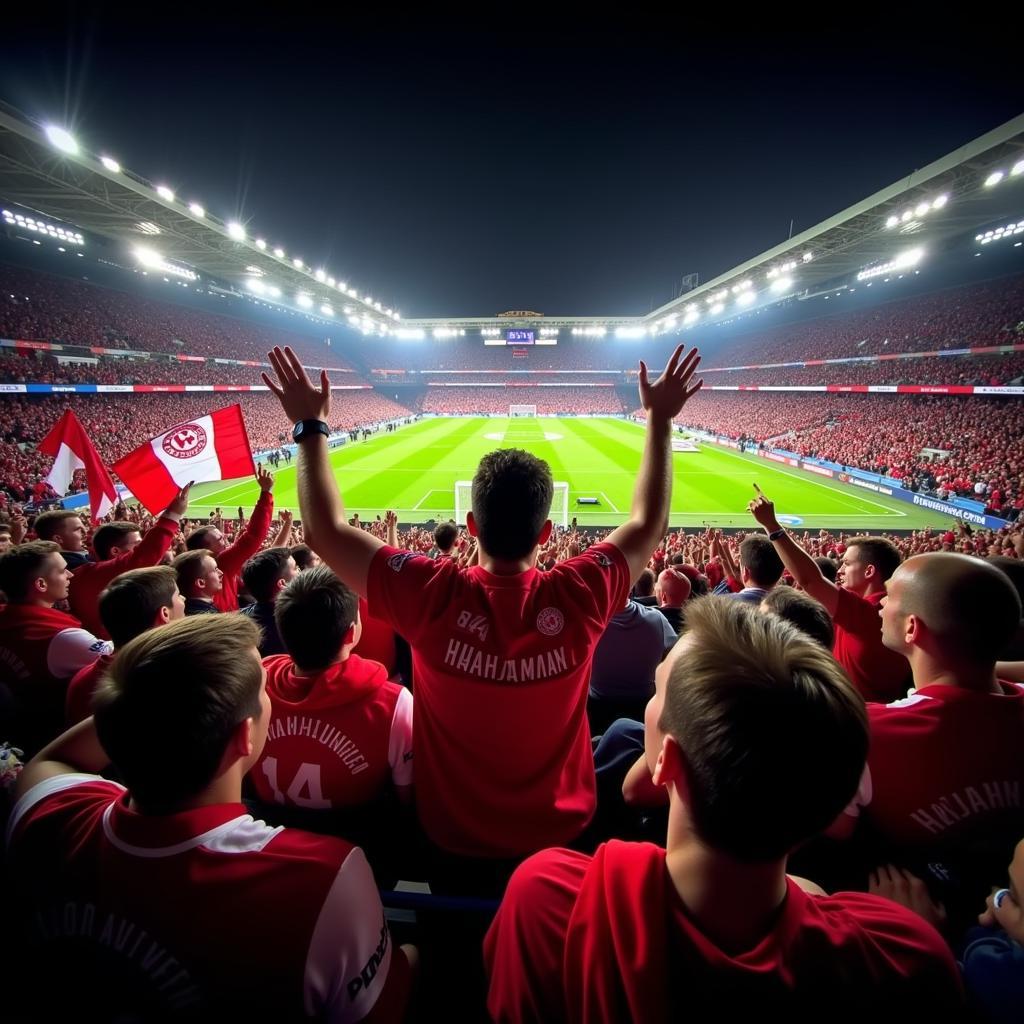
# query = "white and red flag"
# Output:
<box><xmin>112</xmin><ymin>405</ymin><xmax>255</xmax><ymax>515</ymax></box>
<box><xmin>37</xmin><ymin>409</ymin><xmax>118</xmax><ymax>522</ymax></box>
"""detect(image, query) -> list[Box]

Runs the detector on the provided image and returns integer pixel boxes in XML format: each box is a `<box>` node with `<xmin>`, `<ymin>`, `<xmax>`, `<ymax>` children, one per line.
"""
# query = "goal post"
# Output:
<box><xmin>455</xmin><ymin>480</ymin><xmax>569</xmax><ymax>527</ymax></box>
<box><xmin>509</xmin><ymin>404</ymin><xmax>537</xmax><ymax>417</ymax></box>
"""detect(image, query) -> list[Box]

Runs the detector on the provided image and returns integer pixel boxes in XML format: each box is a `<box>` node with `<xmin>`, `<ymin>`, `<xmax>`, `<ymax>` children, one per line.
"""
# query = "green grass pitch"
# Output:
<box><xmin>187</xmin><ymin>416</ymin><xmax>956</xmax><ymax>531</ymax></box>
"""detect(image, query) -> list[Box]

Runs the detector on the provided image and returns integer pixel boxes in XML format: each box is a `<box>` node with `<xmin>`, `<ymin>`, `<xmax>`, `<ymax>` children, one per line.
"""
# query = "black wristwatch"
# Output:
<box><xmin>767</xmin><ymin>527</ymin><xmax>786</xmax><ymax>541</ymax></box>
<box><xmin>292</xmin><ymin>419</ymin><xmax>330</xmax><ymax>443</ymax></box>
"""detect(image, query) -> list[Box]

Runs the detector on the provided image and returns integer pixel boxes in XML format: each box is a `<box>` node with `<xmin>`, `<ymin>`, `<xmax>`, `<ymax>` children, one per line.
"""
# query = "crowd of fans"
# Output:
<box><xmin>702</xmin><ymin>351</ymin><xmax>1024</xmax><ymax>387</ymax></box>
<box><xmin>4</xmin><ymin>257</ymin><xmax>1024</xmax><ymax>1017</ymax></box>
<box><xmin>2</xmin><ymin>339</ymin><xmax>1023</xmax><ymax>1019</ymax></box>
<box><xmin>710</xmin><ymin>273</ymin><xmax>1024</xmax><ymax>365</ymax></box>
<box><xmin>0</xmin><ymin>350</ymin><xmax>368</xmax><ymax>386</ymax></box>
<box><xmin>791</xmin><ymin>395</ymin><xmax>1024</xmax><ymax>516</ymax></box>
<box><xmin>0</xmin><ymin>263</ymin><xmax>353</xmax><ymax>366</ymax></box>
<box><xmin>0</xmin><ymin>391</ymin><xmax>414</xmax><ymax>506</ymax></box>
<box><xmin>419</xmin><ymin>386</ymin><xmax>626</xmax><ymax>415</ymax></box>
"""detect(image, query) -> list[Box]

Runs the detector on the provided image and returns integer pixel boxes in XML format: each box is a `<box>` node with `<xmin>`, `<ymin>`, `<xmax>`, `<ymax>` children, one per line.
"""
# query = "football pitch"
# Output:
<box><xmin>188</xmin><ymin>416</ymin><xmax>956</xmax><ymax>531</ymax></box>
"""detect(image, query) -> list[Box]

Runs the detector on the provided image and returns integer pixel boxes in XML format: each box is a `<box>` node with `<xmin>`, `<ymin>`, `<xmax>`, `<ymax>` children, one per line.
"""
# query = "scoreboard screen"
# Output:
<box><xmin>505</xmin><ymin>329</ymin><xmax>535</xmax><ymax>344</ymax></box>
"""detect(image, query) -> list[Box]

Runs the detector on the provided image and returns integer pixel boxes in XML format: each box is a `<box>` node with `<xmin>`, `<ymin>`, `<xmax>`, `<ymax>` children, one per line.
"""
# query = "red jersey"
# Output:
<box><xmin>69</xmin><ymin>515</ymin><xmax>179</xmax><ymax>638</ymax></box>
<box><xmin>0</xmin><ymin>604</ymin><xmax>110</xmax><ymax>687</ymax></box>
<box><xmin>484</xmin><ymin>842</ymin><xmax>962</xmax><ymax>1023</ymax></box>
<box><xmin>65</xmin><ymin>651</ymin><xmax>114</xmax><ymax>725</ymax></box>
<box><xmin>252</xmin><ymin>653</ymin><xmax>413</xmax><ymax>809</ymax></box>
<box><xmin>845</xmin><ymin>682</ymin><xmax>1024</xmax><ymax>847</ymax></box>
<box><xmin>8</xmin><ymin>775</ymin><xmax>396</xmax><ymax>1021</ymax></box>
<box><xmin>832</xmin><ymin>587</ymin><xmax>910</xmax><ymax>704</ymax></box>
<box><xmin>212</xmin><ymin>492</ymin><xmax>273</xmax><ymax>612</ymax></box>
<box><xmin>354</xmin><ymin>595</ymin><xmax>398</xmax><ymax>674</ymax></box>
<box><xmin>367</xmin><ymin>541</ymin><xmax>630</xmax><ymax>857</ymax></box>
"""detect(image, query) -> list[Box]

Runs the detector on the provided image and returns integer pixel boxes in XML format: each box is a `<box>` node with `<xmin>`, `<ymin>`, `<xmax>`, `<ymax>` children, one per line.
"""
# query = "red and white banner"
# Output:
<box><xmin>112</xmin><ymin>405</ymin><xmax>255</xmax><ymax>515</ymax></box>
<box><xmin>37</xmin><ymin>409</ymin><xmax>118</xmax><ymax>522</ymax></box>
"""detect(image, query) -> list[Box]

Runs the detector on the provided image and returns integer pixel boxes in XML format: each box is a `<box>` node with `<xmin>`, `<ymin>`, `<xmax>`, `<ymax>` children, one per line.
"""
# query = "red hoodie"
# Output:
<box><xmin>251</xmin><ymin>652</ymin><xmax>412</xmax><ymax>809</ymax></box>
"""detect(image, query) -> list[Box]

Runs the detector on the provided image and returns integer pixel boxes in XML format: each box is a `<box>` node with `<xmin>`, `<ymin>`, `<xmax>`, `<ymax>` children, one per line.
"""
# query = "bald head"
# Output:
<box><xmin>882</xmin><ymin>553</ymin><xmax>1021</xmax><ymax>665</ymax></box>
<box><xmin>656</xmin><ymin>567</ymin><xmax>691</xmax><ymax>607</ymax></box>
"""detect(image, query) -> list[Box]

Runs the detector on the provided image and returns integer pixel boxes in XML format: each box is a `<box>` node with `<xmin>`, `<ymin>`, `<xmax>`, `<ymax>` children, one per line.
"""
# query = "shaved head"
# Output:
<box><xmin>882</xmin><ymin>553</ymin><xmax>1021</xmax><ymax>664</ymax></box>
<box><xmin>656</xmin><ymin>568</ymin><xmax>691</xmax><ymax>607</ymax></box>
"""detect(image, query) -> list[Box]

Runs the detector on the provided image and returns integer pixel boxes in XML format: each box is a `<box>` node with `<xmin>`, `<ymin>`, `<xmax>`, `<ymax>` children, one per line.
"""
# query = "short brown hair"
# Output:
<box><xmin>433</xmin><ymin>522</ymin><xmax>458</xmax><ymax>553</ymax></box>
<box><xmin>275</xmin><ymin>566</ymin><xmax>358</xmax><ymax>671</ymax></box>
<box><xmin>32</xmin><ymin>509</ymin><xmax>82</xmax><ymax>541</ymax></box>
<box><xmin>471</xmin><ymin>449</ymin><xmax>553</xmax><ymax>560</ymax></box>
<box><xmin>173</xmin><ymin>548</ymin><xmax>214</xmax><ymax>595</ymax></box>
<box><xmin>739</xmin><ymin>535</ymin><xmax>784</xmax><ymax>588</ymax></box>
<box><xmin>760</xmin><ymin>587</ymin><xmax>834</xmax><ymax>650</ymax></box>
<box><xmin>93</xmin><ymin>614</ymin><xmax>262</xmax><ymax>813</ymax></box>
<box><xmin>99</xmin><ymin>566</ymin><xmax>179</xmax><ymax>647</ymax></box>
<box><xmin>186</xmin><ymin>525</ymin><xmax>218</xmax><ymax>551</ymax></box>
<box><xmin>92</xmin><ymin>521</ymin><xmax>142</xmax><ymax>561</ymax></box>
<box><xmin>0</xmin><ymin>540</ymin><xmax>60</xmax><ymax>601</ymax></box>
<box><xmin>660</xmin><ymin>597</ymin><xmax>866</xmax><ymax>862</ymax></box>
<box><xmin>846</xmin><ymin>536</ymin><xmax>901</xmax><ymax>582</ymax></box>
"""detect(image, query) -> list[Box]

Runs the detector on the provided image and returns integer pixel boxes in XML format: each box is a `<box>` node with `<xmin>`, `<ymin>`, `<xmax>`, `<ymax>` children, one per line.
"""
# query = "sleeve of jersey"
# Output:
<box><xmin>7</xmin><ymin>773</ymin><xmax>124</xmax><ymax>846</ymax></box>
<box><xmin>816</xmin><ymin>892</ymin><xmax>964</xmax><ymax>1008</ymax></box>
<box><xmin>555</xmin><ymin>543</ymin><xmax>631</xmax><ymax>629</ymax></box>
<box><xmin>123</xmin><ymin>515</ymin><xmax>178</xmax><ymax>570</ymax></box>
<box><xmin>303</xmin><ymin>847</ymin><xmax>393</xmax><ymax>1024</ymax></box>
<box><xmin>387</xmin><ymin>686</ymin><xmax>413</xmax><ymax>788</ymax></box>
<box><xmin>219</xmin><ymin>492</ymin><xmax>274</xmax><ymax>577</ymax></box>
<box><xmin>47</xmin><ymin>628</ymin><xmax>113</xmax><ymax>680</ymax></box>
<box><xmin>366</xmin><ymin>545</ymin><xmax>454</xmax><ymax>645</ymax></box>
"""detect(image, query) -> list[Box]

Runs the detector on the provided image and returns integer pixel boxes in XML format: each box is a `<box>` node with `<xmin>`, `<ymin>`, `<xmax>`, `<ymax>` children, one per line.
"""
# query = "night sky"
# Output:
<box><xmin>2</xmin><ymin>10</ymin><xmax>1021</xmax><ymax>317</ymax></box>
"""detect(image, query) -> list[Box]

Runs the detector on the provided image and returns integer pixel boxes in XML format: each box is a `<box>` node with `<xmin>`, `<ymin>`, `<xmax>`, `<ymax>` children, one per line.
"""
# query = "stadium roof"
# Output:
<box><xmin>0</xmin><ymin>99</ymin><xmax>1022</xmax><ymax>338</ymax></box>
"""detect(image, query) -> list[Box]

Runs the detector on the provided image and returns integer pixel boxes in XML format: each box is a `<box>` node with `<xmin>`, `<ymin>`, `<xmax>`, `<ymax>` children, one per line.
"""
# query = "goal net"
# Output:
<box><xmin>509</xmin><ymin>404</ymin><xmax>537</xmax><ymax>417</ymax></box>
<box><xmin>455</xmin><ymin>480</ymin><xmax>569</xmax><ymax>527</ymax></box>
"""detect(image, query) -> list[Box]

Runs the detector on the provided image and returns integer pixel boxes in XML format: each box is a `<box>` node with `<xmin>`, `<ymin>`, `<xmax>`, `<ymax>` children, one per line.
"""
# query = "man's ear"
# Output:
<box><xmin>537</xmin><ymin>519</ymin><xmax>553</xmax><ymax>546</ymax></box>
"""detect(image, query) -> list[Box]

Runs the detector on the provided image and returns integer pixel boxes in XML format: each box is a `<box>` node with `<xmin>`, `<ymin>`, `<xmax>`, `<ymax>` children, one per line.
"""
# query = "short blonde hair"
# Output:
<box><xmin>661</xmin><ymin>597</ymin><xmax>866</xmax><ymax>862</ymax></box>
<box><xmin>94</xmin><ymin>614</ymin><xmax>262</xmax><ymax>813</ymax></box>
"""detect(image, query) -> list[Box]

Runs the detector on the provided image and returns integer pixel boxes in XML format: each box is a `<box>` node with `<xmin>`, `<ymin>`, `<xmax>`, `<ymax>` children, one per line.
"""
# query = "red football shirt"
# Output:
<box><xmin>212</xmin><ymin>491</ymin><xmax>273</xmax><ymax>612</ymax></box>
<box><xmin>485</xmin><ymin>842</ymin><xmax>962</xmax><ymax>1023</ymax></box>
<box><xmin>251</xmin><ymin>653</ymin><xmax>413</xmax><ymax>810</ymax></box>
<box><xmin>845</xmin><ymin>682</ymin><xmax>1024</xmax><ymax>847</ymax></box>
<box><xmin>831</xmin><ymin>587</ymin><xmax>910</xmax><ymax>704</ymax></box>
<box><xmin>65</xmin><ymin>652</ymin><xmax>114</xmax><ymax>726</ymax></box>
<box><xmin>367</xmin><ymin>541</ymin><xmax>630</xmax><ymax>857</ymax></box>
<box><xmin>8</xmin><ymin>775</ymin><xmax>396</xmax><ymax>1020</ymax></box>
<box><xmin>354</xmin><ymin>596</ymin><xmax>398</xmax><ymax>674</ymax></box>
<box><xmin>69</xmin><ymin>515</ymin><xmax>179</xmax><ymax>638</ymax></box>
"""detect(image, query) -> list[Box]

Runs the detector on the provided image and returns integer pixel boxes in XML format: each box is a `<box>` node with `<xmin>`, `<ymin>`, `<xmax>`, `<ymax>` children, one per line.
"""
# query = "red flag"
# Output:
<box><xmin>37</xmin><ymin>409</ymin><xmax>118</xmax><ymax>523</ymax></box>
<box><xmin>112</xmin><ymin>405</ymin><xmax>255</xmax><ymax>515</ymax></box>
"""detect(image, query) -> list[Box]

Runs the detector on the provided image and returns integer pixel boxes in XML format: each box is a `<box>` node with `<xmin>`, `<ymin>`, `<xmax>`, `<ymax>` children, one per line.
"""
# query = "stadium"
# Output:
<box><xmin>2</xmin><ymin>24</ymin><xmax>1024</xmax><ymax>1023</ymax></box>
<box><xmin>1</xmin><ymin>105</ymin><xmax>1023</xmax><ymax>536</ymax></box>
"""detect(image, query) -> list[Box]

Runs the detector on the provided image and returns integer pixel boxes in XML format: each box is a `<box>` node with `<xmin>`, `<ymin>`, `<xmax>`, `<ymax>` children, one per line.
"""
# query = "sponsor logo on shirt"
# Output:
<box><xmin>536</xmin><ymin>607</ymin><xmax>564</xmax><ymax>637</ymax></box>
<box><xmin>89</xmin><ymin>640</ymin><xmax>108</xmax><ymax>653</ymax></box>
<box><xmin>162</xmin><ymin>422</ymin><xmax>208</xmax><ymax>460</ymax></box>
<box><xmin>387</xmin><ymin>551</ymin><xmax>414</xmax><ymax>573</ymax></box>
<box><xmin>591</xmin><ymin>551</ymin><xmax>612</xmax><ymax>568</ymax></box>
<box><xmin>347</xmin><ymin>918</ymin><xmax>390</xmax><ymax>1002</ymax></box>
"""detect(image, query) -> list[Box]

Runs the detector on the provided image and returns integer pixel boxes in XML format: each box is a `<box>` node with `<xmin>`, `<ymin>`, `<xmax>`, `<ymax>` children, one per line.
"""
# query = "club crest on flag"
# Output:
<box><xmin>163</xmin><ymin>423</ymin><xmax>208</xmax><ymax>459</ymax></box>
